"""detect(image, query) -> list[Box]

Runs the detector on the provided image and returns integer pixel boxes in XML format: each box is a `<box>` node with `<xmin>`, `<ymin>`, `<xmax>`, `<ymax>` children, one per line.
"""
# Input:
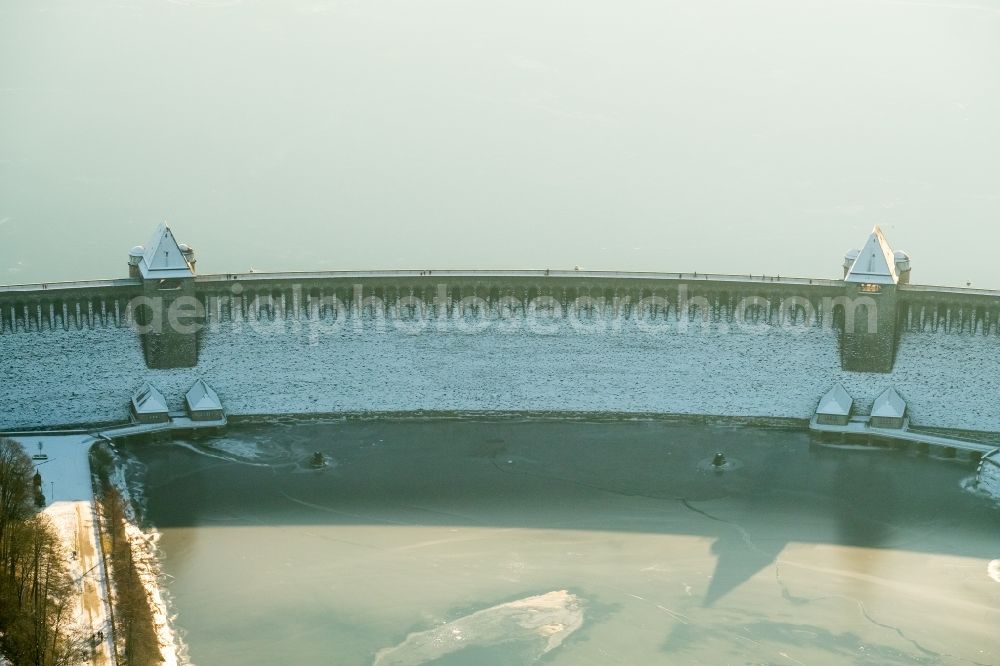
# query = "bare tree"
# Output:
<box><xmin>0</xmin><ymin>438</ymin><xmax>33</xmax><ymax>567</ymax></box>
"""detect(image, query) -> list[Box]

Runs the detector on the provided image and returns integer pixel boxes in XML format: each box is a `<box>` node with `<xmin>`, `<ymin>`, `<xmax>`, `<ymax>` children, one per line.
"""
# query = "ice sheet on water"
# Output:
<box><xmin>203</xmin><ymin>437</ymin><xmax>270</xmax><ymax>461</ymax></box>
<box><xmin>373</xmin><ymin>590</ymin><xmax>584</xmax><ymax>666</ymax></box>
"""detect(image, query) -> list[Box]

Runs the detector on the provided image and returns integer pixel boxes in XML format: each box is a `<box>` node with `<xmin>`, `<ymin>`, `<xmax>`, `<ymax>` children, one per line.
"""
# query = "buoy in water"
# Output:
<box><xmin>712</xmin><ymin>452</ymin><xmax>727</xmax><ymax>468</ymax></box>
<box><xmin>310</xmin><ymin>451</ymin><xmax>325</xmax><ymax>468</ymax></box>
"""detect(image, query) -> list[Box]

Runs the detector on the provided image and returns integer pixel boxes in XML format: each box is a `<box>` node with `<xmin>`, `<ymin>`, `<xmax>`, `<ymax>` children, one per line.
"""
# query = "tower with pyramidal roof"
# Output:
<box><xmin>840</xmin><ymin>226</ymin><xmax>908</xmax><ymax>373</ymax></box>
<box><xmin>127</xmin><ymin>223</ymin><xmax>201</xmax><ymax>368</ymax></box>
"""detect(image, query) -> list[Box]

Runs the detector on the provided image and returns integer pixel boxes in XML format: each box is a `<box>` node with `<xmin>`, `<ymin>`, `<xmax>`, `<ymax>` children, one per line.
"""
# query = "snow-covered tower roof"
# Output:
<box><xmin>842</xmin><ymin>249</ymin><xmax>861</xmax><ymax>273</ymax></box>
<box><xmin>816</xmin><ymin>383</ymin><xmax>853</xmax><ymax>416</ymax></box>
<box><xmin>871</xmin><ymin>387</ymin><xmax>906</xmax><ymax>418</ymax></box>
<box><xmin>844</xmin><ymin>226</ymin><xmax>898</xmax><ymax>285</ymax></box>
<box><xmin>185</xmin><ymin>379</ymin><xmax>222</xmax><ymax>412</ymax></box>
<box><xmin>128</xmin><ymin>245</ymin><xmax>145</xmax><ymax>264</ymax></box>
<box><xmin>137</xmin><ymin>223</ymin><xmax>194</xmax><ymax>280</ymax></box>
<box><xmin>131</xmin><ymin>383</ymin><xmax>169</xmax><ymax>415</ymax></box>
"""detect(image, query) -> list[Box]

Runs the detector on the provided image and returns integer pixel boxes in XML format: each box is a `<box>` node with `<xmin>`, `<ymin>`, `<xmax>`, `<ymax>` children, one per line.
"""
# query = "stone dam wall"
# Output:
<box><xmin>2</xmin><ymin>272</ymin><xmax>1000</xmax><ymax>432</ymax></box>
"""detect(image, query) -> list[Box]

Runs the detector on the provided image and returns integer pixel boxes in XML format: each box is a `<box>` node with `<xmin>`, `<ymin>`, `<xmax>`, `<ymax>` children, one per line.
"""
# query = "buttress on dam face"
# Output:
<box><xmin>2</xmin><ymin>223</ymin><xmax>1000</xmax><ymax>433</ymax></box>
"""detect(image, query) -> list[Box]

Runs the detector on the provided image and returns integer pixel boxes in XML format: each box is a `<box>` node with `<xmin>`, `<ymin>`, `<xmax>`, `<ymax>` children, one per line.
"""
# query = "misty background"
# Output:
<box><xmin>1</xmin><ymin>0</ymin><xmax>998</xmax><ymax>286</ymax></box>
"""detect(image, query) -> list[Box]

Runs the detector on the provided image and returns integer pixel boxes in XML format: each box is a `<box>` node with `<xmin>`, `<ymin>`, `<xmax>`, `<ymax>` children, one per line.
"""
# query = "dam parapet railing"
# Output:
<box><xmin>4</xmin><ymin>267</ymin><xmax>999</xmax><ymax>297</ymax></box>
<box><xmin>0</xmin><ymin>277</ymin><xmax>141</xmax><ymax>294</ymax></box>
<box><xmin>3</xmin><ymin>267</ymin><xmax>999</xmax><ymax>308</ymax></box>
<box><xmin>192</xmin><ymin>268</ymin><xmax>846</xmax><ymax>286</ymax></box>
<box><xmin>0</xmin><ymin>268</ymin><xmax>845</xmax><ymax>292</ymax></box>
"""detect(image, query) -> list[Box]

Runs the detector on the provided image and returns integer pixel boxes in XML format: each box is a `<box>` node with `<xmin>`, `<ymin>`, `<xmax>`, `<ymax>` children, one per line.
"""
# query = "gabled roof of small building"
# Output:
<box><xmin>132</xmin><ymin>383</ymin><xmax>169</xmax><ymax>414</ymax></box>
<box><xmin>139</xmin><ymin>223</ymin><xmax>194</xmax><ymax>280</ymax></box>
<box><xmin>185</xmin><ymin>379</ymin><xmax>222</xmax><ymax>412</ymax></box>
<box><xmin>845</xmin><ymin>226</ymin><xmax>898</xmax><ymax>285</ymax></box>
<box><xmin>817</xmin><ymin>383</ymin><xmax>853</xmax><ymax>416</ymax></box>
<box><xmin>871</xmin><ymin>387</ymin><xmax>906</xmax><ymax>418</ymax></box>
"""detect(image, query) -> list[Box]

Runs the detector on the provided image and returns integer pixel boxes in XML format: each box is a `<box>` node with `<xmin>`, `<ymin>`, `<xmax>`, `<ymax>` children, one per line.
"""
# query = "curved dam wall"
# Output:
<box><xmin>3</xmin><ymin>272</ymin><xmax>1000</xmax><ymax>432</ymax></box>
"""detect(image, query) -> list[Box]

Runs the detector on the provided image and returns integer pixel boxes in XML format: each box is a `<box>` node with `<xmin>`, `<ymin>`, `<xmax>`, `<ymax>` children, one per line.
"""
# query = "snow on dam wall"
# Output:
<box><xmin>3</xmin><ymin>300</ymin><xmax>1000</xmax><ymax>432</ymax></box>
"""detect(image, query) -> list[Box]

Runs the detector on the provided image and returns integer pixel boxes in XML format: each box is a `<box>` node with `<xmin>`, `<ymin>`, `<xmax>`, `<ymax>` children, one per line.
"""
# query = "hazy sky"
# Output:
<box><xmin>1</xmin><ymin>0</ymin><xmax>998</xmax><ymax>286</ymax></box>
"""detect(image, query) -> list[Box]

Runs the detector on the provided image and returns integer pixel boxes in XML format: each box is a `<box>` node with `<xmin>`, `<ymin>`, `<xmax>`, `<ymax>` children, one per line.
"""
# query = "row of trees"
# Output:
<box><xmin>91</xmin><ymin>445</ymin><xmax>163</xmax><ymax>666</ymax></box>
<box><xmin>99</xmin><ymin>488</ymin><xmax>161</xmax><ymax>665</ymax></box>
<box><xmin>0</xmin><ymin>438</ymin><xmax>86</xmax><ymax>665</ymax></box>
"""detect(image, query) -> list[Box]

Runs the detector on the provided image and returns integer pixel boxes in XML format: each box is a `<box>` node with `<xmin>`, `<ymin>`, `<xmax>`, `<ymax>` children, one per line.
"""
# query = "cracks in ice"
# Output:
<box><xmin>679</xmin><ymin>500</ymin><xmax>758</xmax><ymax>552</ymax></box>
<box><xmin>278</xmin><ymin>491</ymin><xmax>412</xmax><ymax>526</ymax></box>
<box><xmin>679</xmin><ymin>499</ymin><xmax>800</xmax><ymax>608</ymax></box>
<box><xmin>854</xmin><ymin>600</ymin><xmax>942</xmax><ymax>661</ymax></box>
<box><xmin>488</xmin><ymin>454</ymin><xmax>992</xmax><ymax>664</ymax></box>
<box><xmin>676</xmin><ymin>501</ymin><xmax>987</xmax><ymax>664</ymax></box>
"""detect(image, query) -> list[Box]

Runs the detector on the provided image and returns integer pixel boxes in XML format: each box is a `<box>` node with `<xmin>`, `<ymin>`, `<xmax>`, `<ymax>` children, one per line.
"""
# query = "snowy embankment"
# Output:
<box><xmin>14</xmin><ymin>435</ymin><xmax>182</xmax><ymax>666</ymax></box>
<box><xmin>102</xmin><ymin>453</ymin><xmax>184</xmax><ymax>666</ymax></box>
<box><xmin>2</xmin><ymin>314</ymin><xmax>1000</xmax><ymax>432</ymax></box>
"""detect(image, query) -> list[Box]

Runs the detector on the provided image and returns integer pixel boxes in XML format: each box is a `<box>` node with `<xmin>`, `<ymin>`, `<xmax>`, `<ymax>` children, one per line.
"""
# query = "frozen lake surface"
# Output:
<box><xmin>122</xmin><ymin>419</ymin><xmax>1000</xmax><ymax>665</ymax></box>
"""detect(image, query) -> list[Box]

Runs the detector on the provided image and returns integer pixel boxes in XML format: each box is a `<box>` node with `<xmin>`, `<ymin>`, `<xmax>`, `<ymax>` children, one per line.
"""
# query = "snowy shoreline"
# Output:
<box><xmin>103</xmin><ymin>453</ymin><xmax>187</xmax><ymax>666</ymax></box>
<box><xmin>13</xmin><ymin>435</ymin><xmax>184</xmax><ymax>666</ymax></box>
